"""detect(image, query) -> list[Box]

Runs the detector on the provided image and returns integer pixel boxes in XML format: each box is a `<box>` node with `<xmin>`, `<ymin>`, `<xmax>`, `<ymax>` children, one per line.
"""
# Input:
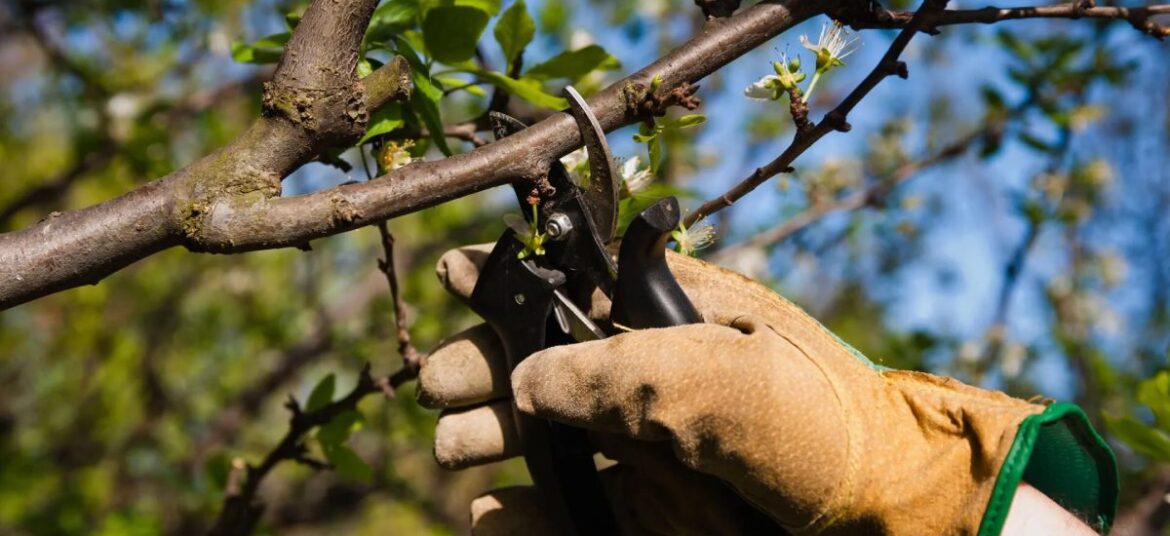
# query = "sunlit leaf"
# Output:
<box><xmin>317</xmin><ymin>409</ymin><xmax>364</xmax><ymax>447</ymax></box>
<box><xmin>478</xmin><ymin>71</ymin><xmax>566</xmax><ymax>109</ymax></box>
<box><xmin>494</xmin><ymin>0</ymin><xmax>535</xmax><ymax>73</ymax></box>
<box><xmin>395</xmin><ymin>37</ymin><xmax>452</xmax><ymax>155</ymax></box>
<box><xmin>677</xmin><ymin>114</ymin><xmax>706</xmax><ymax>129</ymax></box>
<box><xmin>322</xmin><ymin>444</ymin><xmax>373</xmax><ymax>483</ymax></box>
<box><xmin>230</xmin><ymin>32</ymin><xmax>289</xmax><ymax>64</ymax></box>
<box><xmin>525</xmin><ymin>45</ymin><xmax>620</xmax><ymax>82</ymax></box>
<box><xmin>423</xmin><ymin>6</ymin><xmax>490</xmax><ymax>64</ymax></box>
<box><xmin>1104</xmin><ymin>414</ymin><xmax>1170</xmax><ymax>463</ymax></box>
<box><xmin>1138</xmin><ymin>371</ymin><xmax>1170</xmax><ymax>429</ymax></box>
<box><xmin>359</xmin><ymin>104</ymin><xmax>405</xmax><ymax>144</ymax></box>
<box><xmin>306</xmin><ymin>373</ymin><xmax>336</xmax><ymax>412</ymax></box>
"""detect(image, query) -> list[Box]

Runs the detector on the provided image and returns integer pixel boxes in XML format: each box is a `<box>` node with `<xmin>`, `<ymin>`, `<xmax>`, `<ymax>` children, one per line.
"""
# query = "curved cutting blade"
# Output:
<box><xmin>563</xmin><ymin>86</ymin><xmax>619</xmax><ymax>245</ymax></box>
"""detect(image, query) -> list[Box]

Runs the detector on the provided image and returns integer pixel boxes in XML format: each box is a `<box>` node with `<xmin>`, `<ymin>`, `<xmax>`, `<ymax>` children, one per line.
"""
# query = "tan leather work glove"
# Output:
<box><xmin>419</xmin><ymin>245</ymin><xmax>1117</xmax><ymax>535</ymax></box>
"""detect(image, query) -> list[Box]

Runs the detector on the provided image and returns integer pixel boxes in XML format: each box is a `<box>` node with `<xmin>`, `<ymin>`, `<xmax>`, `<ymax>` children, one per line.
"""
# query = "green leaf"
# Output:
<box><xmin>479</xmin><ymin>71</ymin><xmax>566</xmax><ymax>109</ymax></box>
<box><xmin>423</xmin><ymin>0</ymin><xmax>501</xmax><ymax>15</ymax></box>
<box><xmin>413</xmin><ymin>77</ymin><xmax>452</xmax><ymax>155</ymax></box>
<box><xmin>631</xmin><ymin>132</ymin><xmax>656</xmax><ymax>143</ymax></box>
<box><xmin>423</xmin><ymin>6</ymin><xmax>490</xmax><ymax>64</ymax></box>
<box><xmin>437</xmin><ymin>77</ymin><xmax>486</xmax><ymax>96</ymax></box>
<box><xmin>359</xmin><ymin>104</ymin><xmax>405</xmax><ymax>144</ymax></box>
<box><xmin>204</xmin><ymin>452</ymin><xmax>231</xmax><ymax>490</ymax></box>
<box><xmin>1104</xmin><ymin>414</ymin><xmax>1170</xmax><ymax>463</ymax></box>
<box><xmin>366</xmin><ymin>0</ymin><xmax>421</xmax><ymax>47</ymax></box>
<box><xmin>305</xmin><ymin>373</ymin><xmax>335</xmax><ymax>412</ymax></box>
<box><xmin>494</xmin><ymin>1</ymin><xmax>535</xmax><ymax>72</ymax></box>
<box><xmin>1018</xmin><ymin>132</ymin><xmax>1055</xmax><ymax>153</ymax></box>
<box><xmin>254</xmin><ymin>32</ymin><xmax>291</xmax><ymax>49</ymax></box>
<box><xmin>676</xmin><ymin>114</ymin><xmax>706</xmax><ymax>129</ymax></box>
<box><xmin>395</xmin><ymin>37</ymin><xmax>453</xmax><ymax>155</ymax></box>
<box><xmin>980</xmin><ymin>85</ymin><xmax>1005</xmax><ymax>109</ymax></box>
<box><xmin>372</xmin><ymin>0</ymin><xmax>421</xmax><ymax>28</ymax></box>
<box><xmin>525</xmin><ymin>45</ymin><xmax>620</xmax><ymax>82</ymax></box>
<box><xmin>648</xmin><ymin>136</ymin><xmax>663</xmax><ymax>175</ymax></box>
<box><xmin>1138</xmin><ymin>371</ymin><xmax>1170</xmax><ymax>429</ymax></box>
<box><xmin>617</xmin><ymin>184</ymin><xmax>692</xmax><ymax>236</ymax></box>
<box><xmin>230</xmin><ymin>32</ymin><xmax>290</xmax><ymax>64</ymax></box>
<box><xmin>285</xmin><ymin>9</ymin><xmax>304</xmax><ymax>30</ymax></box>
<box><xmin>323</xmin><ymin>444</ymin><xmax>373</xmax><ymax>483</ymax></box>
<box><xmin>317</xmin><ymin>410</ymin><xmax>364</xmax><ymax>447</ymax></box>
<box><xmin>455</xmin><ymin>0</ymin><xmax>501</xmax><ymax>15</ymax></box>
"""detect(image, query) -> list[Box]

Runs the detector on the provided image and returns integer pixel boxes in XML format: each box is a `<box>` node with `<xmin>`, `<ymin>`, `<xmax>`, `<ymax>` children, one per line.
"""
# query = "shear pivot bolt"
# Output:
<box><xmin>514</xmin><ymin>294</ymin><xmax>526</xmax><ymax>305</ymax></box>
<box><xmin>545</xmin><ymin>213</ymin><xmax>573</xmax><ymax>239</ymax></box>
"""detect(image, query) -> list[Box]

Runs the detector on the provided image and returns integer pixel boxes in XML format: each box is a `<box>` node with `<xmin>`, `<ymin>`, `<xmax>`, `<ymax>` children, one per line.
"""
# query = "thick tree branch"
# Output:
<box><xmin>686</xmin><ymin>0</ymin><xmax>949</xmax><ymax>228</ymax></box>
<box><xmin>0</xmin><ymin>0</ymin><xmax>408</xmax><ymax>309</ymax></box>
<box><xmin>0</xmin><ymin>0</ymin><xmax>826</xmax><ymax>310</ymax></box>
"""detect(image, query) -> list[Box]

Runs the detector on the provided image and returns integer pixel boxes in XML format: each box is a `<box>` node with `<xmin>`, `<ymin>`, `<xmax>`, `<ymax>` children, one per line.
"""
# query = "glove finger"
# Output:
<box><xmin>470</xmin><ymin>486</ymin><xmax>559</xmax><ymax>536</ymax></box>
<box><xmin>434</xmin><ymin>400</ymin><xmax>521</xmax><ymax>470</ymax></box>
<box><xmin>435</xmin><ymin>243</ymin><xmax>494</xmax><ymax>303</ymax></box>
<box><xmin>510</xmin><ymin>321</ymin><xmax>743</xmax><ymax>441</ymax></box>
<box><xmin>418</xmin><ymin>323</ymin><xmax>509</xmax><ymax>409</ymax></box>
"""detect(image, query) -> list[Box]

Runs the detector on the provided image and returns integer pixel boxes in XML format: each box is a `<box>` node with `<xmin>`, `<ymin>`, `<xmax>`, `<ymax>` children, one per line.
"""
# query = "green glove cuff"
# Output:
<box><xmin>978</xmin><ymin>402</ymin><xmax>1119</xmax><ymax>536</ymax></box>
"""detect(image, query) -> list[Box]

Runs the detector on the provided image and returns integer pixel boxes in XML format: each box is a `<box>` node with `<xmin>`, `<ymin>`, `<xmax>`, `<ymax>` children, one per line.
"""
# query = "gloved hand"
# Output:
<box><xmin>419</xmin><ymin>245</ymin><xmax>1117</xmax><ymax>535</ymax></box>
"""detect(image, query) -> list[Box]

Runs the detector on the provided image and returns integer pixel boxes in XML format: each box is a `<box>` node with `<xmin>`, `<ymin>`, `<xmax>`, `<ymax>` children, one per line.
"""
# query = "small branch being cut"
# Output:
<box><xmin>686</xmin><ymin>0</ymin><xmax>950</xmax><ymax>228</ymax></box>
<box><xmin>376</xmin><ymin>223</ymin><xmax>422</xmax><ymax>375</ymax></box>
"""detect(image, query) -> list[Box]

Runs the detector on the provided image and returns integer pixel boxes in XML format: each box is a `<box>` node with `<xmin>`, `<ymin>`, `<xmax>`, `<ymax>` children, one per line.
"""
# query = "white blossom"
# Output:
<box><xmin>744</xmin><ymin>75</ymin><xmax>783</xmax><ymax>100</ymax></box>
<box><xmin>744</xmin><ymin>52</ymin><xmax>804</xmax><ymax>101</ymax></box>
<box><xmin>619</xmin><ymin>156</ymin><xmax>653</xmax><ymax>196</ymax></box>
<box><xmin>800</xmin><ymin>21</ymin><xmax>858</xmax><ymax>72</ymax></box>
<box><xmin>560</xmin><ymin>147</ymin><xmax>589</xmax><ymax>184</ymax></box>
<box><xmin>672</xmin><ymin>220</ymin><xmax>716</xmax><ymax>256</ymax></box>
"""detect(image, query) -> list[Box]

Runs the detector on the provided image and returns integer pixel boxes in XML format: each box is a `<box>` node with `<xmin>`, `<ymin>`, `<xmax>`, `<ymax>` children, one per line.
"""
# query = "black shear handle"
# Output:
<box><xmin>612</xmin><ymin>197</ymin><xmax>702</xmax><ymax>329</ymax></box>
<box><xmin>468</xmin><ymin>231</ymin><xmax>618</xmax><ymax>536</ymax></box>
<box><xmin>611</xmin><ymin>198</ymin><xmax>788</xmax><ymax>535</ymax></box>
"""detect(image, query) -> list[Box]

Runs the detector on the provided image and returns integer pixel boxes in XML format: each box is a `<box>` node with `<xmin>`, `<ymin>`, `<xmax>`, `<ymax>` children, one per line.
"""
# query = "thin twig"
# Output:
<box><xmin>208</xmin><ymin>363</ymin><xmax>411</xmax><ymax>536</ymax></box>
<box><xmin>714</xmin><ymin>126</ymin><xmax>981</xmax><ymax>259</ymax></box>
<box><xmin>975</xmin><ymin>81</ymin><xmax>1085</xmax><ymax>376</ymax></box>
<box><xmin>841</xmin><ymin>2</ymin><xmax>1170</xmax><ymax>40</ymax></box>
<box><xmin>359</xmin><ymin>139</ymin><xmax>424</xmax><ymax>378</ymax></box>
<box><xmin>376</xmin><ymin>222</ymin><xmax>422</xmax><ymax>376</ymax></box>
<box><xmin>685</xmin><ymin>0</ymin><xmax>950</xmax><ymax>228</ymax></box>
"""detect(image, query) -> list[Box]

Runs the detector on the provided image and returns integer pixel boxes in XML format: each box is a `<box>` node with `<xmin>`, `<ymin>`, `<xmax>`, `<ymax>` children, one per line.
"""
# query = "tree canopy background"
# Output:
<box><xmin>1</xmin><ymin>0</ymin><xmax>1168</xmax><ymax>534</ymax></box>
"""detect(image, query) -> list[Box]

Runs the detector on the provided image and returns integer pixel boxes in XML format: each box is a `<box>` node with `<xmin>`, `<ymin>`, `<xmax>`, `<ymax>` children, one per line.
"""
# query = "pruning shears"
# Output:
<box><xmin>469</xmin><ymin>86</ymin><xmax>703</xmax><ymax>534</ymax></box>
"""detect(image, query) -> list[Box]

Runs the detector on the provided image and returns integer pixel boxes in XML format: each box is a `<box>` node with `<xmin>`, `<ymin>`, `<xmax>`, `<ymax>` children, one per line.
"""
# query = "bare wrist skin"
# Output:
<box><xmin>1003</xmin><ymin>483</ymin><xmax>1097</xmax><ymax>536</ymax></box>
